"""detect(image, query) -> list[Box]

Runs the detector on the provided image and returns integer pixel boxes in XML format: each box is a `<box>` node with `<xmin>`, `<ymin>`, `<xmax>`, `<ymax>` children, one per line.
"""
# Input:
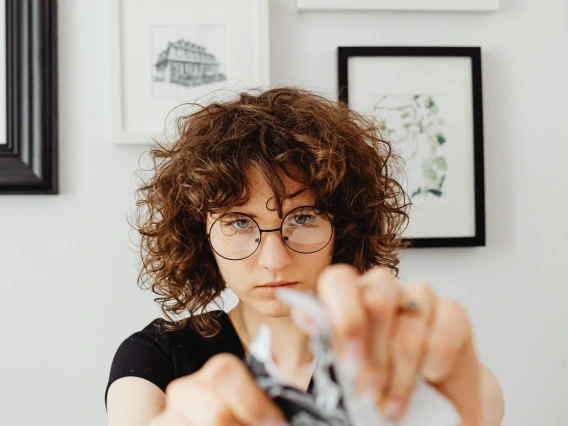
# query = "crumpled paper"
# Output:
<box><xmin>243</xmin><ymin>288</ymin><xmax>460</xmax><ymax>426</ymax></box>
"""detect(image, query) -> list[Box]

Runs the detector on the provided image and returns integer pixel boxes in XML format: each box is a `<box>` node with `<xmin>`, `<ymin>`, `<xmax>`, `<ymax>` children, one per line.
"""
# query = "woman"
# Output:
<box><xmin>105</xmin><ymin>87</ymin><xmax>504</xmax><ymax>425</ymax></box>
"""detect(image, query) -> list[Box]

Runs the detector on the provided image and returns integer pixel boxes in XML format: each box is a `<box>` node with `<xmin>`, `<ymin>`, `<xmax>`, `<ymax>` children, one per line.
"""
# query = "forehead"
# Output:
<box><xmin>243</xmin><ymin>168</ymin><xmax>315</xmax><ymax>209</ymax></box>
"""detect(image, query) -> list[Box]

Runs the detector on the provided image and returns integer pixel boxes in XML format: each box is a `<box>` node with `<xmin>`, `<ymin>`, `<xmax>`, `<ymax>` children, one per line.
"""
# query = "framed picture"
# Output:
<box><xmin>338</xmin><ymin>47</ymin><xmax>485</xmax><ymax>248</ymax></box>
<box><xmin>298</xmin><ymin>0</ymin><xmax>499</xmax><ymax>11</ymax></box>
<box><xmin>0</xmin><ymin>0</ymin><xmax>58</xmax><ymax>194</ymax></box>
<box><xmin>110</xmin><ymin>0</ymin><xmax>270</xmax><ymax>145</ymax></box>
<box><xmin>0</xmin><ymin>1</ymin><xmax>4</xmax><ymax>148</ymax></box>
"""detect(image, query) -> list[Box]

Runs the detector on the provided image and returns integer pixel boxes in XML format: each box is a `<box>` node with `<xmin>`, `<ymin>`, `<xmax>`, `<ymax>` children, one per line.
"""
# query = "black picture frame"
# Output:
<box><xmin>0</xmin><ymin>0</ymin><xmax>58</xmax><ymax>194</ymax></box>
<box><xmin>338</xmin><ymin>46</ymin><xmax>485</xmax><ymax>248</ymax></box>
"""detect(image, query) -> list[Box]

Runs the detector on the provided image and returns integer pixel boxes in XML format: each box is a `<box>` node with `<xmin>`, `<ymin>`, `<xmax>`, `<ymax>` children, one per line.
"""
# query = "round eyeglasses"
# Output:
<box><xmin>205</xmin><ymin>206</ymin><xmax>334</xmax><ymax>261</ymax></box>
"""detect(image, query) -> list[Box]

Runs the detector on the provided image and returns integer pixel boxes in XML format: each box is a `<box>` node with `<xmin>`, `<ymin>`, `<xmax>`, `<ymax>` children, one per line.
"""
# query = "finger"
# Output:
<box><xmin>383</xmin><ymin>282</ymin><xmax>437</xmax><ymax>420</ymax></box>
<box><xmin>148</xmin><ymin>412</ymin><xmax>176</xmax><ymax>426</ymax></box>
<box><xmin>199</xmin><ymin>354</ymin><xmax>288</xmax><ymax>426</ymax></box>
<box><xmin>421</xmin><ymin>299</ymin><xmax>482</xmax><ymax>426</ymax></box>
<box><xmin>421</xmin><ymin>299</ymin><xmax>471</xmax><ymax>382</ymax></box>
<box><xmin>149</xmin><ymin>412</ymin><xmax>195</xmax><ymax>426</ymax></box>
<box><xmin>167</xmin><ymin>353</ymin><xmax>287</xmax><ymax>426</ymax></box>
<box><xmin>358</xmin><ymin>267</ymin><xmax>401</xmax><ymax>390</ymax></box>
<box><xmin>181</xmin><ymin>384</ymin><xmax>247</xmax><ymax>426</ymax></box>
<box><xmin>317</xmin><ymin>264</ymin><xmax>372</xmax><ymax>380</ymax></box>
<box><xmin>151</xmin><ymin>396</ymin><xmax>232</xmax><ymax>426</ymax></box>
<box><xmin>166</xmin><ymin>375</ymin><xmax>243</xmax><ymax>425</ymax></box>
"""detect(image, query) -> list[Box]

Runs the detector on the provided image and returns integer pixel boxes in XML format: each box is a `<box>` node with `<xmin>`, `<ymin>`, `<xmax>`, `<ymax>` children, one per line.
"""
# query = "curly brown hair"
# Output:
<box><xmin>134</xmin><ymin>86</ymin><xmax>410</xmax><ymax>336</ymax></box>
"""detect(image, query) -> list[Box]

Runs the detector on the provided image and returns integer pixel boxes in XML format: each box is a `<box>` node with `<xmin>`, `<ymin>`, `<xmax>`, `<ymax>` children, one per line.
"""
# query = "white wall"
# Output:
<box><xmin>0</xmin><ymin>0</ymin><xmax>566</xmax><ymax>425</ymax></box>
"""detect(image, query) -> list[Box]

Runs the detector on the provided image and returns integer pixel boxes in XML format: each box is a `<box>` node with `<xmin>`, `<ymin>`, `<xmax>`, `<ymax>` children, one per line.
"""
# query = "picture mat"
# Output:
<box><xmin>0</xmin><ymin>0</ymin><xmax>6</xmax><ymax>144</ymax></box>
<box><xmin>348</xmin><ymin>56</ymin><xmax>476</xmax><ymax>239</ymax></box>
<box><xmin>298</xmin><ymin>0</ymin><xmax>499</xmax><ymax>11</ymax></box>
<box><xmin>117</xmin><ymin>0</ymin><xmax>268</xmax><ymax>141</ymax></box>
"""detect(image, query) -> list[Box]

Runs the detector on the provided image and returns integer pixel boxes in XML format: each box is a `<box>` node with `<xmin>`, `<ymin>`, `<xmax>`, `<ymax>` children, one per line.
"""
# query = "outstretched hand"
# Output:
<box><xmin>317</xmin><ymin>264</ymin><xmax>485</xmax><ymax>426</ymax></box>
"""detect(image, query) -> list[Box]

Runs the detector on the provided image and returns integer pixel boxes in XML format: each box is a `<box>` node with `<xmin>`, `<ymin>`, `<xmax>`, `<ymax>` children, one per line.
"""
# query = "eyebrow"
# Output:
<box><xmin>225</xmin><ymin>204</ymin><xmax>314</xmax><ymax>218</ymax></box>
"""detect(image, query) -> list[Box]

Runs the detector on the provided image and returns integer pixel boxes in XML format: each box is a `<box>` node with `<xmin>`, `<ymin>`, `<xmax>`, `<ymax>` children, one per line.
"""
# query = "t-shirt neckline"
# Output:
<box><xmin>219</xmin><ymin>309</ymin><xmax>315</xmax><ymax>394</ymax></box>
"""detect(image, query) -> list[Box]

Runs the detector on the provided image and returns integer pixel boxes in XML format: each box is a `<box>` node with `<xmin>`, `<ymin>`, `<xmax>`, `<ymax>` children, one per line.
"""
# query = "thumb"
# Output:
<box><xmin>430</xmin><ymin>341</ymin><xmax>483</xmax><ymax>426</ymax></box>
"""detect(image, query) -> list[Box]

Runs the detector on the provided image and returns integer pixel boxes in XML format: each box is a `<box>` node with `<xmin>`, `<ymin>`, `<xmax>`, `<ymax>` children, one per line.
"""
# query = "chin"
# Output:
<box><xmin>258</xmin><ymin>299</ymin><xmax>292</xmax><ymax>318</ymax></box>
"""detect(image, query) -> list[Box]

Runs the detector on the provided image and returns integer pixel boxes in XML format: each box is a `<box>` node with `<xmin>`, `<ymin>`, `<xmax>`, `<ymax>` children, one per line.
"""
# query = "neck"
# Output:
<box><xmin>229</xmin><ymin>302</ymin><xmax>315</xmax><ymax>372</ymax></box>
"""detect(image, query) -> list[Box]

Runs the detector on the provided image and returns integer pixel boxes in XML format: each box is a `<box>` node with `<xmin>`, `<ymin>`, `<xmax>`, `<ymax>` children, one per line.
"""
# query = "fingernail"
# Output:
<box><xmin>378</xmin><ymin>371</ymin><xmax>387</xmax><ymax>390</ymax></box>
<box><xmin>339</xmin><ymin>339</ymin><xmax>364</xmax><ymax>379</ymax></box>
<box><xmin>341</xmin><ymin>339</ymin><xmax>364</xmax><ymax>362</ymax></box>
<box><xmin>383</xmin><ymin>399</ymin><xmax>403</xmax><ymax>421</ymax></box>
<box><xmin>360</xmin><ymin>387</ymin><xmax>379</xmax><ymax>405</ymax></box>
<box><xmin>362</xmin><ymin>377</ymin><xmax>385</xmax><ymax>398</ymax></box>
<box><xmin>339</xmin><ymin>357</ymin><xmax>360</xmax><ymax>380</ymax></box>
<box><xmin>358</xmin><ymin>368</ymin><xmax>387</xmax><ymax>396</ymax></box>
<box><xmin>372</xmin><ymin>371</ymin><xmax>387</xmax><ymax>392</ymax></box>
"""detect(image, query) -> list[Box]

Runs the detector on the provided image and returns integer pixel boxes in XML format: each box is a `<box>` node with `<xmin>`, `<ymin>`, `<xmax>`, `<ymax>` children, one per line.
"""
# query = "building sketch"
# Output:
<box><xmin>153</xmin><ymin>39</ymin><xmax>226</xmax><ymax>87</ymax></box>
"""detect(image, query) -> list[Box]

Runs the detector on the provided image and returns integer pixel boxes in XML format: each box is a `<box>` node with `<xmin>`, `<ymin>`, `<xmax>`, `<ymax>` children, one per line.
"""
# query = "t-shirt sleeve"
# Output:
<box><xmin>105</xmin><ymin>319</ymin><xmax>174</xmax><ymax>408</ymax></box>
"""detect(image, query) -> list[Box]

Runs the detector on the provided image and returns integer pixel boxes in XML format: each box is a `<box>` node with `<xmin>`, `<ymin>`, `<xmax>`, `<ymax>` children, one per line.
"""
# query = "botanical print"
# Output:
<box><xmin>151</xmin><ymin>25</ymin><xmax>227</xmax><ymax>101</ymax></box>
<box><xmin>372</xmin><ymin>95</ymin><xmax>448</xmax><ymax>199</ymax></box>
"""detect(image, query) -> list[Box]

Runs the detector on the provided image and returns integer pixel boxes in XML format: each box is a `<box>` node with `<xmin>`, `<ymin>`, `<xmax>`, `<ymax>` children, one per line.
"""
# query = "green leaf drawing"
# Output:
<box><xmin>423</xmin><ymin>168</ymin><xmax>438</xmax><ymax>183</ymax></box>
<box><xmin>428</xmin><ymin>134</ymin><xmax>439</xmax><ymax>153</ymax></box>
<box><xmin>373</xmin><ymin>94</ymin><xmax>448</xmax><ymax>200</ymax></box>
<box><xmin>432</xmin><ymin>156</ymin><xmax>448</xmax><ymax>172</ymax></box>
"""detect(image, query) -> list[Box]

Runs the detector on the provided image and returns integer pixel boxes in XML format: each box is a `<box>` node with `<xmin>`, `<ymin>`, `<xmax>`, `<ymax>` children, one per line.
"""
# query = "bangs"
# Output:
<box><xmin>204</xmin><ymin>157</ymin><xmax>316</xmax><ymax>219</ymax></box>
<box><xmin>199</xmin><ymin>127</ymin><xmax>330</xmax><ymax>218</ymax></box>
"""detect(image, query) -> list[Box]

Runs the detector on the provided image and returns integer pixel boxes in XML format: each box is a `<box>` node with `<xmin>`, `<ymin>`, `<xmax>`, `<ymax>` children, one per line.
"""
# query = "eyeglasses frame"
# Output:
<box><xmin>204</xmin><ymin>205</ymin><xmax>335</xmax><ymax>261</ymax></box>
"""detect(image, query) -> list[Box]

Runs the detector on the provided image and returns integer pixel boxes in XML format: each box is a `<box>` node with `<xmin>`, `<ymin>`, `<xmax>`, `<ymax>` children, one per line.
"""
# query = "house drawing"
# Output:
<box><xmin>154</xmin><ymin>39</ymin><xmax>226</xmax><ymax>87</ymax></box>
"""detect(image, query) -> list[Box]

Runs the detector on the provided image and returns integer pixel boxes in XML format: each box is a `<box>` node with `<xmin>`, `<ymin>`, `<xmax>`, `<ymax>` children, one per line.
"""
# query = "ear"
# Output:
<box><xmin>290</xmin><ymin>306</ymin><xmax>317</xmax><ymax>336</ymax></box>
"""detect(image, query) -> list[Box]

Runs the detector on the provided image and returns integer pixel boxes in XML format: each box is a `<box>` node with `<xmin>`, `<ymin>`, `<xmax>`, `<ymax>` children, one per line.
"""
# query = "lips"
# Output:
<box><xmin>256</xmin><ymin>281</ymin><xmax>299</xmax><ymax>296</ymax></box>
<box><xmin>258</xmin><ymin>281</ymin><xmax>298</xmax><ymax>288</ymax></box>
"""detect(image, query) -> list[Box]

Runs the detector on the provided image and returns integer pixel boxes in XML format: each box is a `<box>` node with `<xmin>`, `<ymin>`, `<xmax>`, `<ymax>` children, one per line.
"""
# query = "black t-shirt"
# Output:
<box><xmin>105</xmin><ymin>310</ymin><xmax>314</xmax><ymax>409</ymax></box>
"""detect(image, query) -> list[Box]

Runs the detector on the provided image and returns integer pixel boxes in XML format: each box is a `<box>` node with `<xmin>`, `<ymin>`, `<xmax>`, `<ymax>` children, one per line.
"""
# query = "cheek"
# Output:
<box><xmin>297</xmin><ymin>240</ymin><xmax>335</xmax><ymax>278</ymax></box>
<box><xmin>214</xmin><ymin>255</ymin><xmax>235</xmax><ymax>277</ymax></box>
<box><xmin>213</xmin><ymin>253</ymin><xmax>252</xmax><ymax>288</ymax></box>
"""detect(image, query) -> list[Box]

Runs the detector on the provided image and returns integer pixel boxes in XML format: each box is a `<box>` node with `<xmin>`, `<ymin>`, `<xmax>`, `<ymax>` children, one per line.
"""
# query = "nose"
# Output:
<box><xmin>256</xmin><ymin>230</ymin><xmax>292</xmax><ymax>271</ymax></box>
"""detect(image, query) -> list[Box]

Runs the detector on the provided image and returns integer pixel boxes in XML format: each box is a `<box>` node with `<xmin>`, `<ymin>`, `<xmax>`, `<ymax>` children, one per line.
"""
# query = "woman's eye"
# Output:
<box><xmin>293</xmin><ymin>215</ymin><xmax>311</xmax><ymax>225</ymax></box>
<box><xmin>233</xmin><ymin>219</ymin><xmax>250</xmax><ymax>229</ymax></box>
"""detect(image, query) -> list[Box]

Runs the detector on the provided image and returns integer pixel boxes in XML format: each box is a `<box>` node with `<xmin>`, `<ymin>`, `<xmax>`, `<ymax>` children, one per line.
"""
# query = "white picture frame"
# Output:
<box><xmin>110</xmin><ymin>0</ymin><xmax>270</xmax><ymax>145</ymax></box>
<box><xmin>297</xmin><ymin>0</ymin><xmax>499</xmax><ymax>11</ymax></box>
